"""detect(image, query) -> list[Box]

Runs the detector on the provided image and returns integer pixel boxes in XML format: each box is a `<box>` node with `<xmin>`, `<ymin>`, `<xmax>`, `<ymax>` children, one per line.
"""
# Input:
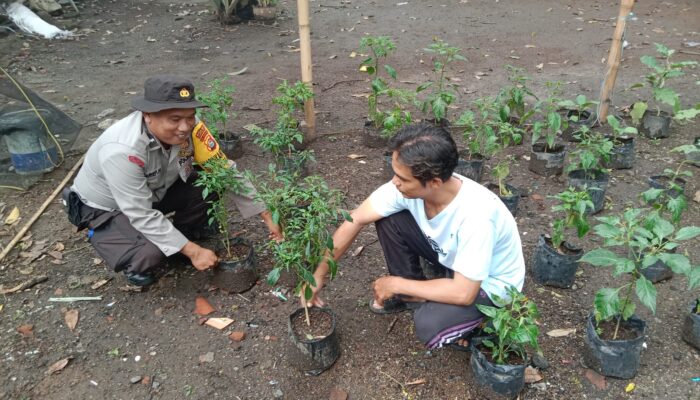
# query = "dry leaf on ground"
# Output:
<box><xmin>64</xmin><ymin>309</ymin><xmax>79</xmax><ymax>332</ymax></box>
<box><xmin>546</xmin><ymin>328</ymin><xmax>576</xmax><ymax>337</ymax></box>
<box><xmin>194</xmin><ymin>297</ymin><xmax>215</xmax><ymax>316</ymax></box>
<box><xmin>524</xmin><ymin>366</ymin><xmax>543</xmax><ymax>383</ymax></box>
<box><xmin>205</xmin><ymin>317</ymin><xmax>234</xmax><ymax>330</ymax></box>
<box><xmin>4</xmin><ymin>207</ymin><xmax>19</xmax><ymax>225</ymax></box>
<box><xmin>17</xmin><ymin>324</ymin><xmax>34</xmax><ymax>337</ymax></box>
<box><xmin>46</xmin><ymin>357</ymin><xmax>72</xmax><ymax>375</ymax></box>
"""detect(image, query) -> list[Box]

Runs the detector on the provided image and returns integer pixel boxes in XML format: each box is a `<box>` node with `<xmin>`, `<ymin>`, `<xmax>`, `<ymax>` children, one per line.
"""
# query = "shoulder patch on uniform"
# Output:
<box><xmin>128</xmin><ymin>155</ymin><xmax>145</xmax><ymax>168</ymax></box>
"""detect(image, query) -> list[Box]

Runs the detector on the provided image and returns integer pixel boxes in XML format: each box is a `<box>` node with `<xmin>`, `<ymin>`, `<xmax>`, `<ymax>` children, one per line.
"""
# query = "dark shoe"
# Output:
<box><xmin>368</xmin><ymin>296</ymin><xmax>409</xmax><ymax>314</ymax></box>
<box><xmin>124</xmin><ymin>272</ymin><xmax>156</xmax><ymax>287</ymax></box>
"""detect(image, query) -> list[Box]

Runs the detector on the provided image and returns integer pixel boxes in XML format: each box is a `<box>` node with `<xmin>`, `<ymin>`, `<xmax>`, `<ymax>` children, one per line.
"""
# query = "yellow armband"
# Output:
<box><xmin>191</xmin><ymin>121</ymin><xmax>227</xmax><ymax>164</ymax></box>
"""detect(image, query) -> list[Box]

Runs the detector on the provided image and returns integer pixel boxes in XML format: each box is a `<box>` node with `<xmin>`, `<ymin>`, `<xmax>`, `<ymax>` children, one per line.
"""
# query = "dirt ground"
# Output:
<box><xmin>1</xmin><ymin>0</ymin><xmax>699</xmax><ymax>399</ymax></box>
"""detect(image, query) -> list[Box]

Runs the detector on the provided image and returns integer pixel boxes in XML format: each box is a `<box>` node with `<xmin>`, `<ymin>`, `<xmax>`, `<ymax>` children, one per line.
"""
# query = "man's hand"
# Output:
<box><xmin>372</xmin><ymin>276</ymin><xmax>400</xmax><ymax>307</ymax></box>
<box><xmin>301</xmin><ymin>271</ymin><xmax>326</xmax><ymax>308</ymax></box>
<box><xmin>260</xmin><ymin>210</ymin><xmax>284</xmax><ymax>243</ymax></box>
<box><xmin>181</xmin><ymin>241</ymin><xmax>219</xmax><ymax>271</ymax></box>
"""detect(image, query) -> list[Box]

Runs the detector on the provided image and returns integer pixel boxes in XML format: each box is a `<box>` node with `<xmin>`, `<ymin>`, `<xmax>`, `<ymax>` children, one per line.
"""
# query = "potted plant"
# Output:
<box><xmin>253</xmin><ymin>0</ymin><xmax>278</xmax><ymax>21</ymax></box>
<box><xmin>684</xmin><ymin>136</ymin><xmax>700</xmax><ymax>167</ymax></box>
<box><xmin>496</xmin><ymin>65</ymin><xmax>538</xmax><ymax>128</ymax></box>
<box><xmin>528</xmin><ymin>81</ymin><xmax>568</xmax><ymax>176</ymax></box>
<box><xmin>629</xmin><ymin>43</ymin><xmax>698</xmax><ymax>138</ymax></box>
<box><xmin>682</xmin><ymin>272</ymin><xmax>700</xmax><ymax>350</ymax></box>
<box><xmin>455</xmin><ymin>106</ymin><xmax>497</xmax><ymax>182</ymax></box>
<box><xmin>580</xmin><ymin>209</ymin><xmax>699</xmax><ymax>378</ymax></box>
<box><xmin>472</xmin><ymin>287</ymin><xmax>541</xmax><ymax>399</ymax></box>
<box><xmin>358</xmin><ymin>36</ymin><xmax>414</xmax><ymax>148</ymax></box>
<box><xmin>531</xmin><ymin>187</ymin><xmax>594</xmax><ymax>288</ymax></box>
<box><xmin>485</xmin><ymin>155</ymin><xmax>520</xmax><ymax>216</ymax></box>
<box><xmin>195</xmin><ymin>157</ymin><xmax>257</xmax><ymax>293</ymax></box>
<box><xmin>416</xmin><ymin>38</ymin><xmax>466</xmax><ymax>125</ymax></box>
<box><xmin>250</xmin><ymin>80</ymin><xmax>315</xmax><ymax>176</ymax></box>
<box><xmin>196</xmin><ymin>77</ymin><xmax>241</xmax><ymax>158</ymax></box>
<box><xmin>601</xmin><ymin>115</ymin><xmax>637</xmax><ymax>170</ymax></box>
<box><xmin>211</xmin><ymin>0</ymin><xmax>254</xmax><ymax>24</ymax></box>
<box><xmin>254</xmin><ymin>170</ymin><xmax>350</xmax><ymax>375</ymax></box>
<box><xmin>565</xmin><ymin>128</ymin><xmax>613</xmax><ymax>214</ymax></box>
<box><xmin>557</xmin><ymin>94</ymin><xmax>598</xmax><ymax>142</ymax></box>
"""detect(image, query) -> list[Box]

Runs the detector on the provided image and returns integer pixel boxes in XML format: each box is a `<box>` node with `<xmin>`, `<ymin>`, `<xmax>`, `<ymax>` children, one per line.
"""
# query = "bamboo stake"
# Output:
<box><xmin>296</xmin><ymin>0</ymin><xmax>316</xmax><ymax>141</ymax></box>
<box><xmin>0</xmin><ymin>155</ymin><xmax>85</xmax><ymax>263</ymax></box>
<box><xmin>598</xmin><ymin>0</ymin><xmax>635</xmax><ymax>123</ymax></box>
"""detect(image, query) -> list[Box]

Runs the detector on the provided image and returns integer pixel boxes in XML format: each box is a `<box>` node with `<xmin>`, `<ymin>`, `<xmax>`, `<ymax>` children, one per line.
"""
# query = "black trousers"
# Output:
<box><xmin>375</xmin><ymin>210</ymin><xmax>494</xmax><ymax>349</ymax></box>
<box><xmin>66</xmin><ymin>177</ymin><xmax>213</xmax><ymax>275</ymax></box>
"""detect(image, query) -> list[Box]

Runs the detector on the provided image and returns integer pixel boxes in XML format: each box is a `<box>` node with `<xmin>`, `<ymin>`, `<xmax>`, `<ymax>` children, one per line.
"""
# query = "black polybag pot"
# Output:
<box><xmin>531</xmin><ymin>234</ymin><xmax>582</xmax><ymax>288</ymax></box>
<box><xmin>276</xmin><ymin>152</ymin><xmax>310</xmax><ymax>177</ymax></box>
<box><xmin>218</xmin><ymin>133</ymin><xmax>242</xmax><ymax>160</ymax></box>
<box><xmin>528</xmin><ymin>142</ymin><xmax>566</xmax><ymax>177</ymax></box>
<box><xmin>640</xmin><ymin>110</ymin><xmax>671</xmax><ymax>139</ymax></box>
<box><xmin>455</xmin><ymin>153</ymin><xmax>484</xmax><ymax>182</ymax></box>
<box><xmin>583</xmin><ymin>312</ymin><xmax>646</xmax><ymax>379</ymax></box>
<box><xmin>681</xmin><ymin>300</ymin><xmax>700</xmax><ymax>351</ymax></box>
<box><xmin>287</xmin><ymin>307</ymin><xmax>340</xmax><ymax>376</ymax></box>
<box><xmin>603</xmin><ymin>136</ymin><xmax>635</xmax><ymax>170</ymax></box>
<box><xmin>561</xmin><ymin>109</ymin><xmax>596</xmax><ymax>142</ymax></box>
<box><xmin>362</xmin><ymin>120</ymin><xmax>389</xmax><ymax>149</ymax></box>
<box><xmin>685</xmin><ymin>136</ymin><xmax>700</xmax><ymax>167</ymax></box>
<box><xmin>210</xmin><ymin>237</ymin><xmax>258</xmax><ymax>293</ymax></box>
<box><xmin>640</xmin><ymin>252</ymin><xmax>674</xmax><ymax>283</ymax></box>
<box><xmin>648</xmin><ymin>175</ymin><xmax>686</xmax><ymax>199</ymax></box>
<box><xmin>486</xmin><ymin>183</ymin><xmax>520</xmax><ymax>217</ymax></box>
<box><xmin>470</xmin><ymin>343</ymin><xmax>526</xmax><ymax>399</ymax></box>
<box><xmin>567</xmin><ymin>169</ymin><xmax>609</xmax><ymax>214</ymax></box>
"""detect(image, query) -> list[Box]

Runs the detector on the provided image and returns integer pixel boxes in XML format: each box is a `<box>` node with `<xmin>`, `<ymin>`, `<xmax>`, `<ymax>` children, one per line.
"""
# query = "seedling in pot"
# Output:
<box><xmin>558</xmin><ymin>94</ymin><xmax>598</xmax><ymax>124</ymax></box>
<box><xmin>194</xmin><ymin>157</ymin><xmax>250</xmax><ymax>259</ymax></box>
<box><xmin>254</xmin><ymin>169</ymin><xmax>351</xmax><ymax>324</ymax></box>
<box><xmin>581</xmin><ymin>209</ymin><xmax>700</xmax><ymax>339</ymax></box>
<box><xmin>417</xmin><ymin>38</ymin><xmax>466</xmax><ymax>123</ymax></box>
<box><xmin>531</xmin><ymin>81</ymin><xmax>568</xmax><ymax>151</ymax></box>
<box><xmin>549</xmin><ymin>187</ymin><xmax>594</xmax><ymax>251</ymax></box>
<box><xmin>604</xmin><ymin>115</ymin><xmax>637</xmax><ymax>142</ymax></box>
<box><xmin>475</xmin><ymin>286</ymin><xmax>541</xmax><ymax>365</ymax></box>
<box><xmin>496</xmin><ymin>65</ymin><xmax>538</xmax><ymax>127</ymax></box>
<box><xmin>629</xmin><ymin>43</ymin><xmax>698</xmax><ymax>124</ymax></box>
<box><xmin>491</xmin><ymin>156</ymin><xmax>515</xmax><ymax>197</ymax></box>
<box><xmin>642</xmin><ymin>145</ymin><xmax>696</xmax><ymax>225</ymax></box>
<box><xmin>565</xmin><ymin>128</ymin><xmax>613</xmax><ymax>180</ymax></box>
<box><xmin>358</xmin><ymin>36</ymin><xmax>415</xmax><ymax>138</ymax></box>
<box><xmin>273</xmin><ymin>80</ymin><xmax>314</xmax><ymax>129</ymax></box>
<box><xmin>196</xmin><ymin>77</ymin><xmax>236</xmax><ymax>141</ymax></box>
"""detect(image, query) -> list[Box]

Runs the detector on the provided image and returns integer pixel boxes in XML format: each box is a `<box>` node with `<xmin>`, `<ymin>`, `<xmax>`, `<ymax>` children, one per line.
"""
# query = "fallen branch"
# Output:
<box><xmin>387</xmin><ymin>316</ymin><xmax>398</xmax><ymax>333</ymax></box>
<box><xmin>679</xmin><ymin>50</ymin><xmax>700</xmax><ymax>56</ymax></box>
<box><xmin>48</xmin><ymin>296</ymin><xmax>102</xmax><ymax>302</ymax></box>
<box><xmin>322</xmin><ymin>79</ymin><xmax>363</xmax><ymax>92</ymax></box>
<box><xmin>0</xmin><ymin>275</ymin><xmax>48</xmax><ymax>294</ymax></box>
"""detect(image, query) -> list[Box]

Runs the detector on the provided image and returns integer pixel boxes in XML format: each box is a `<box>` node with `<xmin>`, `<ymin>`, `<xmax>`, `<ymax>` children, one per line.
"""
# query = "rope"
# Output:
<box><xmin>595</xmin><ymin>12</ymin><xmax>636</xmax><ymax>124</ymax></box>
<box><xmin>0</xmin><ymin>66</ymin><xmax>64</xmax><ymax>168</ymax></box>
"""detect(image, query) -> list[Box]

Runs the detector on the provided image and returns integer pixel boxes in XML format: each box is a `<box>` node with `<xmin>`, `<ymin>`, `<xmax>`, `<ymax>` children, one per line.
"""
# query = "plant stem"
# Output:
<box><xmin>614</xmin><ymin>280</ymin><xmax>635</xmax><ymax>340</ymax></box>
<box><xmin>302</xmin><ymin>293</ymin><xmax>311</xmax><ymax>326</ymax></box>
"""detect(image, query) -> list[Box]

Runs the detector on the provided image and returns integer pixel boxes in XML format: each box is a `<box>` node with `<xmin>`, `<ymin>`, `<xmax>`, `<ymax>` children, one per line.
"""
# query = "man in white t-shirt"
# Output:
<box><xmin>307</xmin><ymin>123</ymin><xmax>525</xmax><ymax>349</ymax></box>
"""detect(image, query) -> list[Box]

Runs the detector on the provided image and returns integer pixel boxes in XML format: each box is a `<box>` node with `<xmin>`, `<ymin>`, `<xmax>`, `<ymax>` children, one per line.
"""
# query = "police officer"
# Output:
<box><xmin>65</xmin><ymin>74</ymin><xmax>281</xmax><ymax>286</ymax></box>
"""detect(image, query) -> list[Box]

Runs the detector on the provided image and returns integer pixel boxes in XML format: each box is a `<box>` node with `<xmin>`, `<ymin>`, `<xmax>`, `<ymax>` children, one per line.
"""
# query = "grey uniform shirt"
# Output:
<box><xmin>72</xmin><ymin>111</ymin><xmax>265</xmax><ymax>256</ymax></box>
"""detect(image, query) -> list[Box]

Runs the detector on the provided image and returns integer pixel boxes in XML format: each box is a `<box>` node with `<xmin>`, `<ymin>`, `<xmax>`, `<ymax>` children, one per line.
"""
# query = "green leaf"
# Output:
<box><xmin>640</xmin><ymin>55</ymin><xmax>658</xmax><ymax>70</ymax></box>
<box><xmin>688</xmin><ymin>267</ymin><xmax>700</xmax><ymax>290</ymax></box>
<box><xmin>476</xmin><ymin>304</ymin><xmax>498</xmax><ymax>318</ymax></box>
<box><xmin>594</xmin><ymin>288</ymin><xmax>620</xmax><ymax>321</ymax></box>
<box><xmin>635</xmin><ymin>275</ymin><xmax>657</xmax><ymax>314</ymax></box>
<box><xmin>267</xmin><ymin>268</ymin><xmax>281</xmax><ymax>286</ymax></box>
<box><xmin>630</xmin><ymin>102</ymin><xmax>648</xmax><ymax>125</ymax></box>
<box><xmin>622</xmin><ymin>301</ymin><xmax>636</xmax><ymax>320</ymax></box>
<box><xmin>593</xmin><ymin>223</ymin><xmax>621</xmax><ymax>239</ymax></box>
<box><xmin>674</xmin><ymin>226</ymin><xmax>700</xmax><ymax>241</ymax></box>
<box><xmin>654</xmin><ymin>87</ymin><xmax>679</xmax><ymax>107</ymax></box>
<box><xmin>657</xmin><ymin>253</ymin><xmax>691</xmax><ymax>275</ymax></box>
<box><xmin>384</xmin><ymin>65</ymin><xmax>397</xmax><ymax>80</ymax></box>
<box><xmin>304</xmin><ymin>284</ymin><xmax>313</xmax><ymax>301</ymax></box>
<box><xmin>613</xmin><ymin>259</ymin><xmax>636</xmax><ymax>276</ymax></box>
<box><xmin>580</xmin><ymin>248</ymin><xmax>622</xmax><ymax>267</ymax></box>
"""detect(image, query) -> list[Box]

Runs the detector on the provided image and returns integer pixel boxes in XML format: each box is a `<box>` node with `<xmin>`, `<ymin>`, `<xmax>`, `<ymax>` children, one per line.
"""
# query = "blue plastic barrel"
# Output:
<box><xmin>0</xmin><ymin>109</ymin><xmax>59</xmax><ymax>175</ymax></box>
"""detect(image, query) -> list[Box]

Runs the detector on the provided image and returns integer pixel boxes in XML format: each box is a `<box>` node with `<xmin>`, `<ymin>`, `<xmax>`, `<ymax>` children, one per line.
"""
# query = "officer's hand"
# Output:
<box><xmin>181</xmin><ymin>241</ymin><xmax>219</xmax><ymax>271</ymax></box>
<box><xmin>301</xmin><ymin>271</ymin><xmax>326</xmax><ymax>308</ymax></box>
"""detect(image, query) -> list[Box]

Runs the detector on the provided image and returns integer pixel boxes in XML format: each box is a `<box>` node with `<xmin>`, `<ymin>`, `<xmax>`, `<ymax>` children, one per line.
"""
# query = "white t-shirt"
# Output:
<box><xmin>369</xmin><ymin>174</ymin><xmax>525</xmax><ymax>304</ymax></box>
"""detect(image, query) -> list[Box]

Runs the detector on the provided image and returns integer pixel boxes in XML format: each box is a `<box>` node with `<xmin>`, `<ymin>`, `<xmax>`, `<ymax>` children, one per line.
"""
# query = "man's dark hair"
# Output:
<box><xmin>388</xmin><ymin>123</ymin><xmax>458</xmax><ymax>185</ymax></box>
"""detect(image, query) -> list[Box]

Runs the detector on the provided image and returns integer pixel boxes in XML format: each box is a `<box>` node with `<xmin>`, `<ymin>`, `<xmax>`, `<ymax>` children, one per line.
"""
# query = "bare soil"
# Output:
<box><xmin>1</xmin><ymin>1</ymin><xmax>699</xmax><ymax>399</ymax></box>
<box><xmin>290</xmin><ymin>307</ymin><xmax>333</xmax><ymax>340</ymax></box>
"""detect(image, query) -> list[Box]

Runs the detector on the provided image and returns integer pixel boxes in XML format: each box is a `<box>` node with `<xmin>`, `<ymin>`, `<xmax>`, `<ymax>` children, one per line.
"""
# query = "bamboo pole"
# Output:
<box><xmin>0</xmin><ymin>155</ymin><xmax>85</xmax><ymax>263</ymax></box>
<box><xmin>296</xmin><ymin>0</ymin><xmax>316</xmax><ymax>141</ymax></box>
<box><xmin>598</xmin><ymin>0</ymin><xmax>635</xmax><ymax>123</ymax></box>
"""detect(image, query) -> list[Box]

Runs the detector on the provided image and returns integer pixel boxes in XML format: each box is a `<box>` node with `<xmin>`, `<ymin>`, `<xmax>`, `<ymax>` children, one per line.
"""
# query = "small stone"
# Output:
<box><xmin>96</xmin><ymin>108</ymin><xmax>115</xmax><ymax>119</ymax></box>
<box><xmin>571</xmin><ymin>284</ymin><xmax>578</xmax><ymax>290</ymax></box>
<box><xmin>199</xmin><ymin>352</ymin><xmax>214</xmax><ymax>363</ymax></box>
<box><xmin>273</xmin><ymin>389</ymin><xmax>283</xmax><ymax>398</ymax></box>
<box><xmin>229</xmin><ymin>331</ymin><xmax>246</xmax><ymax>342</ymax></box>
<box><xmin>673</xmin><ymin>352</ymin><xmax>683</xmax><ymax>361</ymax></box>
<box><xmin>152</xmin><ymin>381</ymin><xmax>161</xmax><ymax>390</ymax></box>
<box><xmin>329</xmin><ymin>387</ymin><xmax>348</xmax><ymax>400</ymax></box>
<box><xmin>129</xmin><ymin>376</ymin><xmax>142</xmax><ymax>384</ymax></box>
<box><xmin>532</xmin><ymin>353</ymin><xmax>550</xmax><ymax>369</ymax></box>
<box><xmin>532</xmin><ymin>382</ymin><xmax>547</xmax><ymax>392</ymax></box>
<box><xmin>141</xmin><ymin>376</ymin><xmax>151</xmax><ymax>385</ymax></box>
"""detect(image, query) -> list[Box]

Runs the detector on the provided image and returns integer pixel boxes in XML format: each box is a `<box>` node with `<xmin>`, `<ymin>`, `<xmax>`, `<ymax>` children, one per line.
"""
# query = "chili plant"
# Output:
<box><xmin>630</xmin><ymin>43</ymin><xmax>698</xmax><ymax>124</ymax></box>
<box><xmin>273</xmin><ymin>80</ymin><xmax>314</xmax><ymax>129</ymax></box>
<box><xmin>641</xmin><ymin>145</ymin><xmax>696</xmax><ymax>225</ymax></box>
<box><xmin>531</xmin><ymin>81</ymin><xmax>567</xmax><ymax>151</ymax></box>
<box><xmin>605</xmin><ymin>115</ymin><xmax>637</xmax><ymax>143</ymax></box>
<box><xmin>254</xmin><ymin>168</ymin><xmax>351</xmax><ymax>324</ymax></box>
<box><xmin>492</xmin><ymin>155</ymin><xmax>515</xmax><ymax>197</ymax></box>
<box><xmin>417</xmin><ymin>39</ymin><xmax>466</xmax><ymax>123</ymax></box>
<box><xmin>196</xmin><ymin>77</ymin><xmax>236</xmax><ymax>140</ymax></box>
<box><xmin>549</xmin><ymin>187</ymin><xmax>594</xmax><ymax>251</ymax></box>
<box><xmin>475</xmin><ymin>286</ymin><xmax>541</xmax><ymax>365</ymax></box>
<box><xmin>496</xmin><ymin>65</ymin><xmax>538</xmax><ymax>127</ymax></box>
<box><xmin>557</xmin><ymin>94</ymin><xmax>597</xmax><ymax>123</ymax></box>
<box><xmin>194</xmin><ymin>157</ymin><xmax>250</xmax><ymax>258</ymax></box>
<box><xmin>581</xmin><ymin>209</ymin><xmax>700</xmax><ymax>339</ymax></box>
<box><xmin>565</xmin><ymin>127</ymin><xmax>613</xmax><ymax>179</ymax></box>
